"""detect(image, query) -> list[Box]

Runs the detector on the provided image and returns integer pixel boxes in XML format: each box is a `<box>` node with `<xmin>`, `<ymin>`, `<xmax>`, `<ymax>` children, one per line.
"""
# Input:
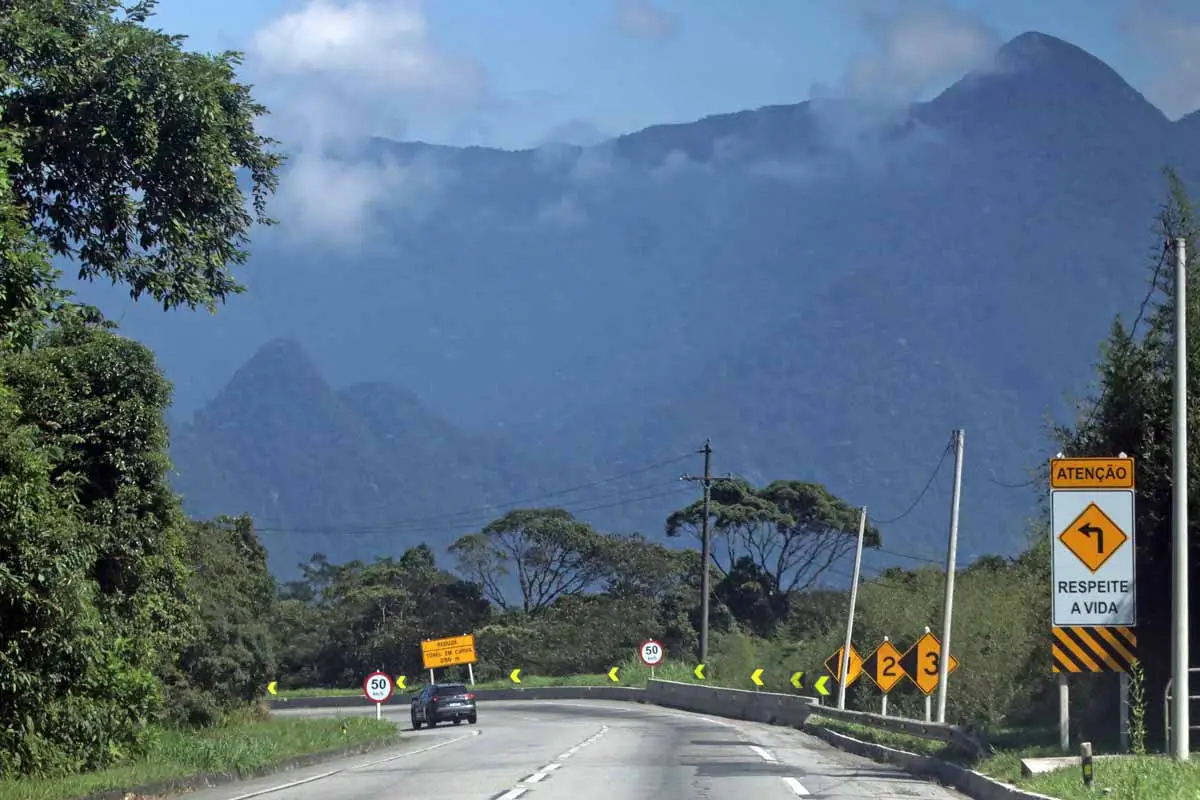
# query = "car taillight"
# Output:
<box><xmin>432</xmin><ymin>695</ymin><xmax>439</xmax><ymax>702</ymax></box>
<box><xmin>465</xmin><ymin>693</ymin><xmax>475</xmax><ymax>700</ymax></box>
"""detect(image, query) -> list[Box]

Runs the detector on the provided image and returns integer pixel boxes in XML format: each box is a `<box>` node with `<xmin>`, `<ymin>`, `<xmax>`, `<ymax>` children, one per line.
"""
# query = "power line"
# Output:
<box><xmin>1078</xmin><ymin>239</ymin><xmax>1171</xmax><ymax>433</ymax></box>
<box><xmin>869</xmin><ymin>438</ymin><xmax>952</xmax><ymax>524</ymax></box>
<box><xmin>256</xmin><ymin>483</ymin><xmax>695</xmax><ymax>537</ymax></box>
<box><xmin>875</xmin><ymin>547</ymin><xmax>942</xmax><ymax>565</ymax></box>
<box><xmin>253</xmin><ymin>452</ymin><xmax>693</xmax><ymax>534</ymax></box>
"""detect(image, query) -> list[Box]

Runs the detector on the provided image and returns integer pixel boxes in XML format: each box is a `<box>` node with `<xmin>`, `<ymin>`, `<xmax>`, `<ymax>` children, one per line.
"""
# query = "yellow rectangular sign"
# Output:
<box><xmin>421</xmin><ymin>634</ymin><xmax>477</xmax><ymax>669</ymax></box>
<box><xmin>1049</xmin><ymin>457</ymin><xmax>1134</xmax><ymax>490</ymax></box>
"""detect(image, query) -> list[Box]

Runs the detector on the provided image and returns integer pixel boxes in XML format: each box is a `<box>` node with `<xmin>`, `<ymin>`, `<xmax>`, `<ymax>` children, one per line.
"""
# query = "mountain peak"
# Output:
<box><xmin>996</xmin><ymin>31</ymin><xmax>1103</xmax><ymax>68</ymax></box>
<box><xmin>921</xmin><ymin>30</ymin><xmax>1166</xmax><ymax>140</ymax></box>
<box><xmin>191</xmin><ymin>338</ymin><xmax>330</xmax><ymax>427</ymax></box>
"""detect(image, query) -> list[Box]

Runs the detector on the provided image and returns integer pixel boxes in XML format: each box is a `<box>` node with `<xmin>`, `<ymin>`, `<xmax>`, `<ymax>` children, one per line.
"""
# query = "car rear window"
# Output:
<box><xmin>437</xmin><ymin>684</ymin><xmax>469</xmax><ymax>695</ymax></box>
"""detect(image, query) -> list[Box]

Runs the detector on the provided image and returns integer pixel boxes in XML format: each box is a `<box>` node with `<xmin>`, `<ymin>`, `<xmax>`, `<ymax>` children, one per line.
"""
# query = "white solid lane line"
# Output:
<box><xmin>782</xmin><ymin>776</ymin><xmax>810</xmax><ymax>795</ymax></box>
<box><xmin>225</xmin><ymin>770</ymin><xmax>341</xmax><ymax>800</ymax></box>
<box><xmin>352</xmin><ymin>729</ymin><xmax>479</xmax><ymax>769</ymax></box>
<box><xmin>225</xmin><ymin>729</ymin><xmax>481</xmax><ymax>800</ymax></box>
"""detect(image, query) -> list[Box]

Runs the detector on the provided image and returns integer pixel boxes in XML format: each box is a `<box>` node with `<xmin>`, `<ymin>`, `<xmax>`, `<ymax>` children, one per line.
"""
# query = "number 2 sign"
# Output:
<box><xmin>864</xmin><ymin>639</ymin><xmax>905</xmax><ymax>694</ymax></box>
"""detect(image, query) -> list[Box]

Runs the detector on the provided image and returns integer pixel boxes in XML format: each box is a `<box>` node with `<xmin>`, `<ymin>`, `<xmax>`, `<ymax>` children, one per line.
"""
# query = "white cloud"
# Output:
<box><xmin>837</xmin><ymin>2</ymin><xmax>999</xmax><ymax>106</ymax></box>
<box><xmin>247</xmin><ymin>0</ymin><xmax>483</xmax><ymax>242</ymax></box>
<box><xmin>269</xmin><ymin>147</ymin><xmax>454</xmax><ymax>248</ymax></box>
<box><xmin>1126</xmin><ymin>0</ymin><xmax>1200</xmax><ymax>118</ymax></box>
<box><xmin>615</xmin><ymin>0</ymin><xmax>679</xmax><ymax>41</ymax></box>
<box><xmin>250</xmin><ymin>0</ymin><xmax>483</xmax><ymax>98</ymax></box>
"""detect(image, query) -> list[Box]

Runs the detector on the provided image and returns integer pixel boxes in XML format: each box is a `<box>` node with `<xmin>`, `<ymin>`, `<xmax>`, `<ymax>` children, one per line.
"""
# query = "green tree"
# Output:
<box><xmin>0</xmin><ymin>120</ymin><xmax>67</xmax><ymax>350</ymax></box>
<box><xmin>0</xmin><ymin>322</ymin><xmax>190</xmax><ymax>775</ymax></box>
<box><xmin>1</xmin><ymin>0</ymin><xmax>281</xmax><ymax>312</ymax></box>
<box><xmin>1052</xmin><ymin>167</ymin><xmax>1200</xmax><ymax>743</ymax></box>
<box><xmin>162</xmin><ymin>515</ymin><xmax>276</xmax><ymax>727</ymax></box>
<box><xmin>449</xmin><ymin>508</ymin><xmax>609</xmax><ymax>614</ymax></box>
<box><xmin>667</xmin><ymin>478</ymin><xmax>878</xmax><ymax>592</ymax></box>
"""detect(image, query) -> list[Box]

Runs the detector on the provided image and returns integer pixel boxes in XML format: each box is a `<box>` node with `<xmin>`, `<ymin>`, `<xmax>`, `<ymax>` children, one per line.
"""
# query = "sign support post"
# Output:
<box><xmin>1049</xmin><ymin>454</ymin><xmax>1138</xmax><ymax>755</ymax></box>
<box><xmin>1119</xmin><ymin>671</ymin><xmax>1130</xmax><ymax>751</ymax></box>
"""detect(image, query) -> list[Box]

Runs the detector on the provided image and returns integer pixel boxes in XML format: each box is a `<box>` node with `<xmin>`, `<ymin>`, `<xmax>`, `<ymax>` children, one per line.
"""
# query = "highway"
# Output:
<box><xmin>187</xmin><ymin>700</ymin><xmax>966</xmax><ymax>800</ymax></box>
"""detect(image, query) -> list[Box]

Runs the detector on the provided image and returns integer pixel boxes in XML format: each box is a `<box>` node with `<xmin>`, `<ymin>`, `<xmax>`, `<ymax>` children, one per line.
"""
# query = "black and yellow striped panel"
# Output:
<box><xmin>1052</xmin><ymin>626</ymin><xmax>1137</xmax><ymax>673</ymax></box>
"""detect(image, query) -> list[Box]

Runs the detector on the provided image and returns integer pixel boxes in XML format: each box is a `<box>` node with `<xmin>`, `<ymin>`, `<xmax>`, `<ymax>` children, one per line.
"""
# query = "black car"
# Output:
<box><xmin>410</xmin><ymin>683</ymin><xmax>477</xmax><ymax>729</ymax></box>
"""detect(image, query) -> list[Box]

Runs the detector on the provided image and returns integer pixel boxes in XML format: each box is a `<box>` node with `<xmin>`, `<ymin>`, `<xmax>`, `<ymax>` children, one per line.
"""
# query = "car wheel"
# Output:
<box><xmin>411</xmin><ymin>715</ymin><xmax>421</xmax><ymax>730</ymax></box>
<box><xmin>468</xmin><ymin>715</ymin><xmax>477</xmax><ymax>725</ymax></box>
<box><xmin>453</xmin><ymin>719</ymin><xmax>462</xmax><ymax>725</ymax></box>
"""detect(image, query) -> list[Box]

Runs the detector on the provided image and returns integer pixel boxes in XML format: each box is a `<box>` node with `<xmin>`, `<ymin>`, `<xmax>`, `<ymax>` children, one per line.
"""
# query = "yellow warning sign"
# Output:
<box><xmin>1049</xmin><ymin>457</ymin><xmax>1134</xmax><ymax>490</ymax></box>
<box><xmin>1059</xmin><ymin>502</ymin><xmax>1128</xmax><ymax>573</ymax></box>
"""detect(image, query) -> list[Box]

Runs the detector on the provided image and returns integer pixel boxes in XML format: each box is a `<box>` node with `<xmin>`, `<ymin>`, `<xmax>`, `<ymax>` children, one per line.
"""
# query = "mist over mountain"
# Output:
<box><xmin>116</xmin><ymin>32</ymin><xmax>1200</xmax><ymax>576</ymax></box>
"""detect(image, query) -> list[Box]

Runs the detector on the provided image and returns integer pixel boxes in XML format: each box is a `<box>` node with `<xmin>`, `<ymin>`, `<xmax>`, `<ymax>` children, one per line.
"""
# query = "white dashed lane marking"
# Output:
<box><xmin>744</xmin><ymin>742</ymin><xmax>809</xmax><ymax>796</ymax></box>
<box><xmin>782</xmin><ymin>775</ymin><xmax>810</xmax><ymax>795</ymax></box>
<box><xmin>492</xmin><ymin>725</ymin><xmax>608</xmax><ymax>799</ymax></box>
<box><xmin>748</xmin><ymin>744</ymin><xmax>778</xmax><ymax>763</ymax></box>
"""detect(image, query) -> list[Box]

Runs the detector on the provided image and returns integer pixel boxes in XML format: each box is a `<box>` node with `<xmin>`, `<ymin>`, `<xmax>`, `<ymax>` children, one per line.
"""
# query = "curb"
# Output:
<box><xmin>75</xmin><ymin>733</ymin><xmax>406</xmax><ymax>800</ymax></box>
<box><xmin>804</xmin><ymin>724</ymin><xmax>1060</xmax><ymax>800</ymax></box>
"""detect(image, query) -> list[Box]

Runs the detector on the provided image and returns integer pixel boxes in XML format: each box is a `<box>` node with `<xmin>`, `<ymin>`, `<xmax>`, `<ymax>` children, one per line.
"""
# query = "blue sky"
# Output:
<box><xmin>148</xmin><ymin>0</ymin><xmax>1199</xmax><ymax>152</ymax></box>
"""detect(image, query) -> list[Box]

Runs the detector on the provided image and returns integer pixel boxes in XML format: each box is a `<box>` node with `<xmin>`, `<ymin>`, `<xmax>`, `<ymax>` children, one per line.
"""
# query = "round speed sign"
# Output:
<box><xmin>639</xmin><ymin>639</ymin><xmax>665</xmax><ymax>667</ymax></box>
<box><xmin>363</xmin><ymin>670</ymin><xmax>394</xmax><ymax>703</ymax></box>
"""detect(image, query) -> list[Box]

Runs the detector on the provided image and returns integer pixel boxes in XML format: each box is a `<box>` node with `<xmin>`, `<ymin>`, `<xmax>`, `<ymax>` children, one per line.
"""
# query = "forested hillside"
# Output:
<box><xmin>160</xmin><ymin>32</ymin><xmax>1200</xmax><ymax>575</ymax></box>
<box><xmin>3</xmin><ymin>3</ymin><xmax>1200</xmax><ymax>796</ymax></box>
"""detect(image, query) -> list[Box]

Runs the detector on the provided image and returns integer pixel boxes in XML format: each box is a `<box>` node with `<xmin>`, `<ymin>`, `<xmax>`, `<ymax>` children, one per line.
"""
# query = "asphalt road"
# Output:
<box><xmin>189</xmin><ymin>700</ymin><xmax>968</xmax><ymax>800</ymax></box>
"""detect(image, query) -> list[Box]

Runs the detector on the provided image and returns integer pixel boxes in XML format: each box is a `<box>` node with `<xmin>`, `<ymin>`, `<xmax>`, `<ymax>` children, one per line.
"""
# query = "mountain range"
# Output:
<box><xmin>125</xmin><ymin>31</ymin><xmax>1200</xmax><ymax>576</ymax></box>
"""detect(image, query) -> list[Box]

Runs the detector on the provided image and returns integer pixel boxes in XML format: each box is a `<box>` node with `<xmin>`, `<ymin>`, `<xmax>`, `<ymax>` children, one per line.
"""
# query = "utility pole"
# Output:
<box><xmin>681</xmin><ymin>439</ymin><xmax>714</xmax><ymax>664</ymax></box>
<box><xmin>936</xmin><ymin>429</ymin><xmax>965</xmax><ymax>724</ymax></box>
<box><xmin>837</xmin><ymin>506</ymin><xmax>868</xmax><ymax>711</ymax></box>
<box><xmin>1173</xmin><ymin>236</ymin><xmax>1190</xmax><ymax>761</ymax></box>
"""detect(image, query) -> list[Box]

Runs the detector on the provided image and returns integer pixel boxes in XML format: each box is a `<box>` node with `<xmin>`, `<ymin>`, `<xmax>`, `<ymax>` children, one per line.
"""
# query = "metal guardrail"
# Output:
<box><xmin>1163</xmin><ymin>667</ymin><xmax>1200</xmax><ymax>753</ymax></box>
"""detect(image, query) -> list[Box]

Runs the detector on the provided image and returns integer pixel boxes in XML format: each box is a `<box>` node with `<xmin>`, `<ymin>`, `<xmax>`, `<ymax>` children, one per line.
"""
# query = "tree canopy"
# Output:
<box><xmin>0</xmin><ymin>0</ymin><xmax>281</xmax><ymax>315</ymax></box>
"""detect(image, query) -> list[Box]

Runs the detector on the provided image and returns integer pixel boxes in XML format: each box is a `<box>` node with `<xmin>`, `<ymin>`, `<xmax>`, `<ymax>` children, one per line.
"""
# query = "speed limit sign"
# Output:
<box><xmin>363</xmin><ymin>670</ymin><xmax>394</xmax><ymax>703</ymax></box>
<box><xmin>639</xmin><ymin>639</ymin><xmax>665</xmax><ymax>667</ymax></box>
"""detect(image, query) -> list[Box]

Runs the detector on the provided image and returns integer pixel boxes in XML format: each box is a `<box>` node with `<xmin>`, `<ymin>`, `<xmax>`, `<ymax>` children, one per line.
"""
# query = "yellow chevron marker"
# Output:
<box><xmin>608</xmin><ymin>666</ymin><xmax>620</xmax><ymax>683</ymax></box>
<box><xmin>814</xmin><ymin>675</ymin><xmax>831</xmax><ymax>696</ymax></box>
<box><xmin>790</xmin><ymin>671</ymin><xmax>804</xmax><ymax>690</ymax></box>
<box><xmin>751</xmin><ymin>668</ymin><xmax>764</xmax><ymax>687</ymax></box>
<box><xmin>510</xmin><ymin>668</ymin><xmax>522</xmax><ymax>684</ymax></box>
<box><xmin>693</xmin><ymin>663</ymin><xmax>706</xmax><ymax>680</ymax></box>
<box><xmin>267</xmin><ymin>681</ymin><xmax>278</xmax><ymax>696</ymax></box>
<box><xmin>395</xmin><ymin>675</ymin><xmax>406</xmax><ymax>689</ymax></box>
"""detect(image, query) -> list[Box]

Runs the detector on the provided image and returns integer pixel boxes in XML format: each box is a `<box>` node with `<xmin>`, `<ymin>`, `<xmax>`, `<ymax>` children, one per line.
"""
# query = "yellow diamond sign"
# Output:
<box><xmin>1059</xmin><ymin>502</ymin><xmax>1128</xmax><ymax>573</ymax></box>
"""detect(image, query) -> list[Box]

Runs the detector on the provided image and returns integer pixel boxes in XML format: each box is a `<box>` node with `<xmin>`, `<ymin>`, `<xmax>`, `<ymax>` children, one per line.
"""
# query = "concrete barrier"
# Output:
<box><xmin>645</xmin><ymin>679</ymin><xmax>819</xmax><ymax>727</ymax></box>
<box><xmin>269</xmin><ymin>685</ymin><xmax>644</xmax><ymax>710</ymax></box>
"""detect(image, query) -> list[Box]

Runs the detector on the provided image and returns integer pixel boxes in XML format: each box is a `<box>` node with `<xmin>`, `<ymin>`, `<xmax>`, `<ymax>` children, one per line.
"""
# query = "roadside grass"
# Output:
<box><xmin>273</xmin><ymin>659</ymin><xmax>712</xmax><ymax>699</ymax></box>
<box><xmin>0</xmin><ymin>715</ymin><xmax>399</xmax><ymax>800</ymax></box>
<box><xmin>805</xmin><ymin>715</ymin><xmax>1200</xmax><ymax>799</ymax></box>
<box><xmin>1018</xmin><ymin>756</ymin><xmax>1200</xmax><ymax>799</ymax></box>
